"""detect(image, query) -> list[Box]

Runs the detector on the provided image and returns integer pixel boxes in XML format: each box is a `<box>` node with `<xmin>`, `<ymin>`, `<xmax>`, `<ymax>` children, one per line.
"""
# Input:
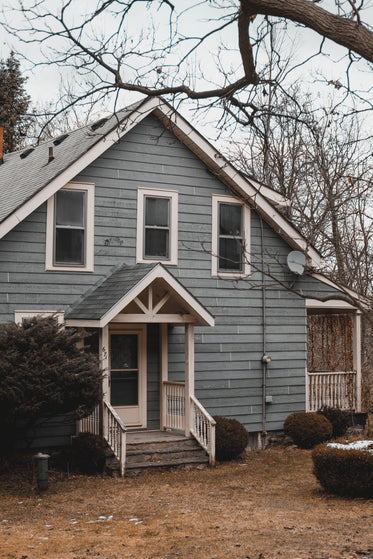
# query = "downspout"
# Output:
<box><xmin>259</xmin><ymin>216</ymin><xmax>269</xmax><ymax>447</ymax></box>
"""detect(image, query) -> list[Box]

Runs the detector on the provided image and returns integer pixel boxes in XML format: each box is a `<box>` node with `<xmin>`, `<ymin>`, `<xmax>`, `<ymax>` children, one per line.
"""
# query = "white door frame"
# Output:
<box><xmin>109</xmin><ymin>324</ymin><xmax>147</xmax><ymax>428</ymax></box>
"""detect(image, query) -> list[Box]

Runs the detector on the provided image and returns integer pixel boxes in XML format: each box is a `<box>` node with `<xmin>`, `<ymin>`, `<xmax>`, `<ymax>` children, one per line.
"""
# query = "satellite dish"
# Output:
<box><xmin>287</xmin><ymin>251</ymin><xmax>306</xmax><ymax>275</ymax></box>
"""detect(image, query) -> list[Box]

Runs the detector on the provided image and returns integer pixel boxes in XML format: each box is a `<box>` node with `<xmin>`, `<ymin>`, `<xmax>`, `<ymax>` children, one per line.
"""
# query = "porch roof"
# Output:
<box><xmin>65</xmin><ymin>262</ymin><xmax>215</xmax><ymax>327</ymax></box>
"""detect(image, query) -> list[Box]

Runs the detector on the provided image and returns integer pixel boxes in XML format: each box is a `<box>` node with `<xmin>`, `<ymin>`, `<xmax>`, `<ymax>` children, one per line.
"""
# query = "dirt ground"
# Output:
<box><xmin>0</xmin><ymin>449</ymin><xmax>372</xmax><ymax>559</ymax></box>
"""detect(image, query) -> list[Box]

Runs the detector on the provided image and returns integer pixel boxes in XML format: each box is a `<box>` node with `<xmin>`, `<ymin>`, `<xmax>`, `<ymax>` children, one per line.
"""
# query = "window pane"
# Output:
<box><xmin>110</xmin><ymin>334</ymin><xmax>138</xmax><ymax>370</ymax></box>
<box><xmin>145</xmin><ymin>197</ymin><xmax>169</xmax><ymax>227</ymax></box>
<box><xmin>56</xmin><ymin>190</ymin><xmax>85</xmax><ymax>227</ymax></box>
<box><xmin>55</xmin><ymin>228</ymin><xmax>84</xmax><ymax>265</ymax></box>
<box><xmin>220</xmin><ymin>203</ymin><xmax>242</xmax><ymax>236</ymax></box>
<box><xmin>219</xmin><ymin>237</ymin><xmax>242</xmax><ymax>271</ymax></box>
<box><xmin>145</xmin><ymin>228</ymin><xmax>169</xmax><ymax>258</ymax></box>
<box><xmin>111</xmin><ymin>371</ymin><xmax>138</xmax><ymax>406</ymax></box>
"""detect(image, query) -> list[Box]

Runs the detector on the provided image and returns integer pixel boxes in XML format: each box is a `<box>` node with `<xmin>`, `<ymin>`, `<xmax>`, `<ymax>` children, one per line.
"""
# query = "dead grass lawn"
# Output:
<box><xmin>0</xmin><ymin>449</ymin><xmax>372</xmax><ymax>559</ymax></box>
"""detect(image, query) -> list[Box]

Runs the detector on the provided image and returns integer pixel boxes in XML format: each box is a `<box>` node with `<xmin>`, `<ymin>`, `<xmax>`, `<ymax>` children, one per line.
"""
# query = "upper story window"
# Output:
<box><xmin>212</xmin><ymin>195</ymin><xmax>250</xmax><ymax>277</ymax></box>
<box><xmin>46</xmin><ymin>182</ymin><xmax>94</xmax><ymax>272</ymax></box>
<box><xmin>136</xmin><ymin>188</ymin><xmax>178</xmax><ymax>265</ymax></box>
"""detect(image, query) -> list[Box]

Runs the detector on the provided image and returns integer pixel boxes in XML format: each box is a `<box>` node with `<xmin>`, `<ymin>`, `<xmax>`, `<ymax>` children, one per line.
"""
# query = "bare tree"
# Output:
<box><xmin>1</xmin><ymin>1</ymin><xmax>372</xmax><ymax>128</ymax></box>
<box><xmin>230</xmin><ymin>88</ymin><xmax>373</xmax><ymax>295</ymax></box>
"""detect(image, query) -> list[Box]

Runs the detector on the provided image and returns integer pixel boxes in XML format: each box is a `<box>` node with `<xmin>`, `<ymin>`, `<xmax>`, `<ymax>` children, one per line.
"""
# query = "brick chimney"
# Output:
<box><xmin>0</xmin><ymin>120</ymin><xmax>4</xmax><ymax>165</ymax></box>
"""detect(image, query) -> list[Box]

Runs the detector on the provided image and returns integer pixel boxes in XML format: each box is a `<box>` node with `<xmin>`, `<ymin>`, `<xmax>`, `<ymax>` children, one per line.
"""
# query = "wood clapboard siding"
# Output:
<box><xmin>0</xmin><ymin>113</ymin><xmax>344</xmax><ymax>436</ymax></box>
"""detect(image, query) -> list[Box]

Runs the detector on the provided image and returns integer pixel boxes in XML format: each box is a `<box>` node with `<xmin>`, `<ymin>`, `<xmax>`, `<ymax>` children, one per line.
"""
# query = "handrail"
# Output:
<box><xmin>190</xmin><ymin>394</ymin><xmax>216</xmax><ymax>466</ymax></box>
<box><xmin>103</xmin><ymin>400</ymin><xmax>127</xmax><ymax>432</ymax></box>
<box><xmin>307</xmin><ymin>370</ymin><xmax>356</xmax><ymax>376</ymax></box>
<box><xmin>103</xmin><ymin>400</ymin><xmax>127</xmax><ymax>477</ymax></box>
<box><xmin>163</xmin><ymin>381</ymin><xmax>185</xmax><ymax>386</ymax></box>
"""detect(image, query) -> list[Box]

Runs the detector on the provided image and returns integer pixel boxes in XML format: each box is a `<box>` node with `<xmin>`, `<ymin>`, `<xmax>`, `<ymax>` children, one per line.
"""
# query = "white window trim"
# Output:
<box><xmin>212</xmin><ymin>194</ymin><xmax>250</xmax><ymax>278</ymax></box>
<box><xmin>46</xmin><ymin>181</ymin><xmax>95</xmax><ymax>272</ymax></box>
<box><xmin>136</xmin><ymin>187</ymin><xmax>178</xmax><ymax>266</ymax></box>
<box><xmin>15</xmin><ymin>311</ymin><xmax>64</xmax><ymax>325</ymax></box>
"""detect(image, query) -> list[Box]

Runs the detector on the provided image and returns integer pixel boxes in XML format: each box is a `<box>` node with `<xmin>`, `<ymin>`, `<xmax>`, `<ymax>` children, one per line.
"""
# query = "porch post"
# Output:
<box><xmin>353</xmin><ymin>311</ymin><xmax>362</xmax><ymax>413</ymax></box>
<box><xmin>185</xmin><ymin>323</ymin><xmax>195</xmax><ymax>437</ymax></box>
<box><xmin>100</xmin><ymin>325</ymin><xmax>109</xmax><ymax>438</ymax></box>
<box><xmin>160</xmin><ymin>323</ymin><xmax>168</xmax><ymax>430</ymax></box>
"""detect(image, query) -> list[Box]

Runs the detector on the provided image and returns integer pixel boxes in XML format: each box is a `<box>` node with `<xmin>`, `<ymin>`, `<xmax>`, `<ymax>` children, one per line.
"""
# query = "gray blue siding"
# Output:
<box><xmin>0</xmin><ymin>114</ymin><xmax>344</xmax><ymax>438</ymax></box>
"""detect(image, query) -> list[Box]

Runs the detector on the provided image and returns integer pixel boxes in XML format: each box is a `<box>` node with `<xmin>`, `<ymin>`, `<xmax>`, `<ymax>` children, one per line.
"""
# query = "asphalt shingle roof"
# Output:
<box><xmin>0</xmin><ymin>99</ymin><xmax>145</xmax><ymax>224</ymax></box>
<box><xmin>66</xmin><ymin>262</ymin><xmax>157</xmax><ymax>320</ymax></box>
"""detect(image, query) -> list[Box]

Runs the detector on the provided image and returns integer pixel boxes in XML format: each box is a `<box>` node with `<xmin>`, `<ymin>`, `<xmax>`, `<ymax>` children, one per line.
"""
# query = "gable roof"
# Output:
<box><xmin>65</xmin><ymin>262</ymin><xmax>215</xmax><ymax>327</ymax></box>
<box><xmin>0</xmin><ymin>96</ymin><xmax>322</xmax><ymax>266</ymax></box>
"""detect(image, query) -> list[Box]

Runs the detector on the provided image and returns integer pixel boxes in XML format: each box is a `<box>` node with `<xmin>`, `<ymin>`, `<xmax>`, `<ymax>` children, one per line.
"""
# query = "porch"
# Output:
<box><xmin>306</xmin><ymin>305</ymin><xmax>362</xmax><ymax>413</ymax></box>
<box><xmin>67</xmin><ymin>262</ymin><xmax>216</xmax><ymax>476</ymax></box>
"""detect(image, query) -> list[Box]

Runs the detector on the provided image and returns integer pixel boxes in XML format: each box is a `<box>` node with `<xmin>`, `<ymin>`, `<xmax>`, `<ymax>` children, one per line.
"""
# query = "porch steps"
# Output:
<box><xmin>106</xmin><ymin>431</ymin><xmax>209</xmax><ymax>476</ymax></box>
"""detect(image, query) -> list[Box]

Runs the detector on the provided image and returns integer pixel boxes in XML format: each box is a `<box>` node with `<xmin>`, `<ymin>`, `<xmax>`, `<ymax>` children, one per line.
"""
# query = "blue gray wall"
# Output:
<box><xmin>0</xmin><ymin>114</ymin><xmax>344</xmax><ymax>441</ymax></box>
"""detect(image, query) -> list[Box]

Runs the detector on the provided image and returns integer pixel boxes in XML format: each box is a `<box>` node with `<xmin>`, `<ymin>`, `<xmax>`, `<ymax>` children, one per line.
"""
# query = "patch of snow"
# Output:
<box><xmin>327</xmin><ymin>440</ymin><xmax>373</xmax><ymax>453</ymax></box>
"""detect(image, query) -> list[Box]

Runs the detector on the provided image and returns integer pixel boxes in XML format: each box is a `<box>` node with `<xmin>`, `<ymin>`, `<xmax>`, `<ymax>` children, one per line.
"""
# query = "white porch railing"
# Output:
<box><xmin>78</xmin><ymin>401</ymin><xmax>127</xmax><ymax>477</ymax></box>
<box><xmin>163</xmin><ymin>381</ymin><xmax>186</xmax><ymax>431</ymax></box>
<box><xmin>162</xmin><ymin>381</ymin><xmax>216</xmax><ymax>465</ymax></box>
<box><xmin>307</xmin><ymin>371</ymin><xmax>357</xmax><ymax>412</ymax></box>
<box><xmin>103</xmin><ymin>401</ymin><xmax>127</xmax><ymax>477</ymax></box>
<box><xmin>190</xmin><ymin>395</ymin><xmax>216</xmax><ymax>465</ymax></box>
<box><xmin>78</xmin><ymin>404</ymin><xmax>100</xmax><ymax>436</ymax></box>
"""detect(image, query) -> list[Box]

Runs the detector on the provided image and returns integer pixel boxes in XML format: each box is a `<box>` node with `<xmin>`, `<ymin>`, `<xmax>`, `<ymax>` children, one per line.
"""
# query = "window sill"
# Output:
<box><xmin>136</xmin><ymin>257</ymin><xmax>177</xmax><ymax>266</ymax></box>
<box><xmin>212</xmin><ymin>270</ymin><xmax>251</xmax><ymax>279</ymax></box>
<box><xmin>46</xmin><ymin>265</ymin><xmax>94</xmax><ymax>272</ymax></box>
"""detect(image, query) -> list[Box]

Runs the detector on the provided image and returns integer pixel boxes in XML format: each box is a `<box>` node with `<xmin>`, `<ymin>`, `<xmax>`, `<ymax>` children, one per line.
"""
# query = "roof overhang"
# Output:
<box><xmin>65</xmin><ymin>264</ymin><xmax>215</xmax><ymax>328</ymax></box>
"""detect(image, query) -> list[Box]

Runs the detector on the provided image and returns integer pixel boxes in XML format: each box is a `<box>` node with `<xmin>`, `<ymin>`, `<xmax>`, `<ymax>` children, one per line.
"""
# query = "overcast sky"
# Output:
<box><xmin>1</xmin><ymin>0</ymin><xmax>372</xmax><ymax>138</ymax></box>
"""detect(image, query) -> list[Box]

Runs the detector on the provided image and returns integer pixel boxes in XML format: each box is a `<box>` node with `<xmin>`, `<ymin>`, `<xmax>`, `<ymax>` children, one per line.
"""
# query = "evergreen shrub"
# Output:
<box><xmin>284</xmin><ymin>412</ymin><xmax>332</xmax><ymax>449</ymax></box>
<box><xmin>214</xmin><ymin>416</ymin><xmax>249</xmax><ymax>461</ymax></box>
<box><xmin>312</xmin><ymin>444</ymin><xmax>373</xmax><ymax>497</ymax></box>
<box><xmin>71</xmin><ymin>433</ymin><xmax>106</xmax><ymax>475</ymax></box>
<box><xmin>0</xmin><ymin>316</ymin><xmax>102</xmax><ymax>452</ymax></box>
<box><xmin>317</xmin><ymin>406</ymin><xmax>350</xmax><ymax>437</ymax></box>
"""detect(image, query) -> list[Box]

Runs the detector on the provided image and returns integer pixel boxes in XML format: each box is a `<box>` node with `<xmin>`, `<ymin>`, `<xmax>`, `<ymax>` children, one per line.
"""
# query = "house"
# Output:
<box><xmin>0</xmin><ymin>97</ymin><xmax>364</xmax><ymax>474</ymax></box>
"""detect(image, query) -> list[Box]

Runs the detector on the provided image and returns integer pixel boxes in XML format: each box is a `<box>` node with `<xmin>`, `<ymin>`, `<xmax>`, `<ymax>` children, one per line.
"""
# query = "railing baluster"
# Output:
<box><xmin>306</xmin><ymin>371</ymin><xmax>357</xmax><ymax>411</ymax></box>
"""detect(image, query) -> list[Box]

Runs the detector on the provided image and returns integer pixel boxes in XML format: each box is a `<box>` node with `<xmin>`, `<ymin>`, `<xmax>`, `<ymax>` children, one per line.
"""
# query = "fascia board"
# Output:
<box><xmin>306</xmin><ymin>298</ymin><xmax>357</xmax><ymax>310</ymax></box>
<box><xmin>0</xmin><ymin>96</ymin><xmax>162</xmax><ymax>241</ymax></box>
<box><xmin>99</xmin><ymin>265</ymin><xmax>215</xmax><ymax>328</ymax></box>
<box><xmin>154</xmin><ymin>103</ymin><xmax>322</xmax><ymax>268</ymax></box>
<box><xmin>244</xmin><ymin>177</ymin><xmax>291</xmax><ymax>207</ymax></box>
<box><xmin>310</xmin><ymin>272</ymin><xmax>371</xmax><ymax>308</ymax></box>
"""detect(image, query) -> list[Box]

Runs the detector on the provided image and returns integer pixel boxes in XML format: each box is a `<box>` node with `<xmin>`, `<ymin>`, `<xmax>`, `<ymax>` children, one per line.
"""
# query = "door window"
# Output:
<box><xmin>110</xmin><ymin>334</ymin><xmax>139</xmax><ymax>407</ymax></box>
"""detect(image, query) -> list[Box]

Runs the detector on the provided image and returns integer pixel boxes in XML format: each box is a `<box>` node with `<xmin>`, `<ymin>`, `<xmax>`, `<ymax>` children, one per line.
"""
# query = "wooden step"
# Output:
<box><xmin>104</xmin><ymin>432</ymin><xmax>209</xmax><ymax>476</ymax></box>
<box><xmin>125</xmin><ymin>437</ymin><xmax>208</xmax><ymax>472</ymax></box>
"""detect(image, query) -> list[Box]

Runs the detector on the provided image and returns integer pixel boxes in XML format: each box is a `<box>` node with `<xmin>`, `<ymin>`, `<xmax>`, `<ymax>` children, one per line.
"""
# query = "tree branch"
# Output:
<box><xmin>241</xmin><ymin>0</ymin><xmax>373</xmax><ymax>63</ymax></box>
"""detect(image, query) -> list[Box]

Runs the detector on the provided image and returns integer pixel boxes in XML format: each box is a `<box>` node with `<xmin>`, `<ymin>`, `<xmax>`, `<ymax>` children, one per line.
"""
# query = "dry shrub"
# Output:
<box><xmin>317</xmin><ymin>406</ymin><xmax>350</xmax><ymax>437</ymax></box>
<box><xmin>70</xmin><ymin>433</ymin><xmax>106</xmax><ymax>474</ymax></box>
<box><xmin>214</xmin><ymin>416</ymin><xmax>249</xmax><ymax>461</ymax></box>
<box><xmin>312</xmin><ymin>444</ymin><xmax>373</xmax><ymax>497</ymax></box>
<box><xmin>284</xmin><ymin>412</ymin><xmax>332</xmax><ymax>449</ymax></box>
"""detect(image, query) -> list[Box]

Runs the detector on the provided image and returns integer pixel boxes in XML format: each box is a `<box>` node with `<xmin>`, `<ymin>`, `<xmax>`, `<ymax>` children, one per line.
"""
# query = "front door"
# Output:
<box><xmin>109</xmin><ymin>326</ymin><xmax>147</xmax><ymax>428</ymax></box>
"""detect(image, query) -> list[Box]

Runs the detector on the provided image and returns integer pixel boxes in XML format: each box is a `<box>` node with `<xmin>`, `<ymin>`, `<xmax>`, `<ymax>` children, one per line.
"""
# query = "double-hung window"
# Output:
<box><xmin>212</xmin><ymin>195</ymin><xmax>250</xmax><ymax>277</ymax></box>
<box><xmin>46</xmin><ymin>182</ymin><xmax>94</xmax><ymax>271</ymax></box>
<box><xmin>137</xmin><ymin>188</ymin><xmax>178</xmax><ymax>265</ymax></box>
